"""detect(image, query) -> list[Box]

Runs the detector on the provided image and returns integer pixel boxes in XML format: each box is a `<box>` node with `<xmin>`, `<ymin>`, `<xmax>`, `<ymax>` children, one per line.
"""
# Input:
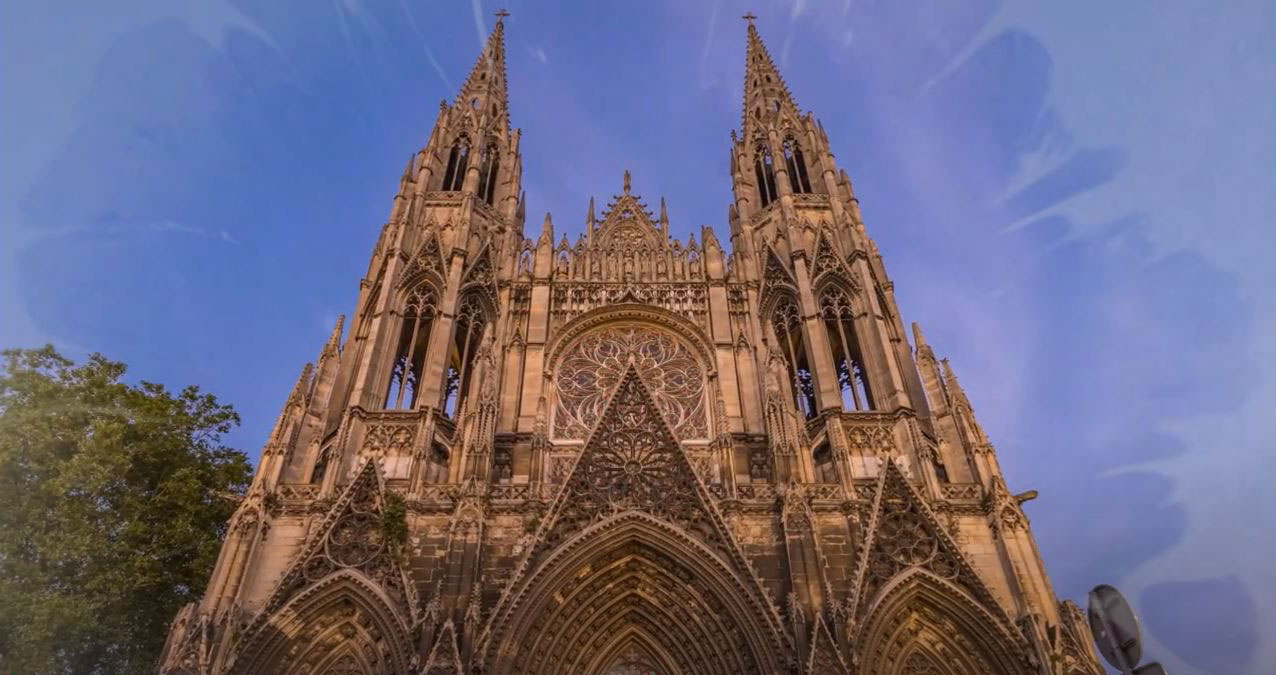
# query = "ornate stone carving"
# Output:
<box><xmin>235</xmin><ymin>463</ymin><xmax>419</xmax><ymax>673</ymax></box>
<box><xmin>940</xmin><ymin>483</ymin><xmax>981</xmax><ymax>501</ymax></box>
<box><xmin>554</xmin><ymin>324</ymin><xmax>708</xmax><ymax>441</ymax></box>
<box><xmin>849</xmin><ymin>461</ymin><xmax>996</xmax><ymax>625</ymax></box>
<box><xmin>841</xmin><ymin>415</ymin><xmax>896</xmax><ymax>455</ymax></box>
<box><xmin>362</xmin><ymin>424</ymin><xmax>415</xmax><ymax>454</ymax></box>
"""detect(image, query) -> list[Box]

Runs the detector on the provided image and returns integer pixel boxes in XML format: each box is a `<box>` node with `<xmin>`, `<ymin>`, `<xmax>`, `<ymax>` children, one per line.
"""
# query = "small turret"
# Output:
<box><xmin>586</xmin><ymin>196</ymin><xmax>596</xmax><ymax>243</ymax></box>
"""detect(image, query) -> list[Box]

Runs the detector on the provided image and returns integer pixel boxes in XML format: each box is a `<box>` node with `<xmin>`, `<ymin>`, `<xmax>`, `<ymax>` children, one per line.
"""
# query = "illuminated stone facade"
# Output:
<box><xmin>160</xmin><ymin>16</ymin><xmax>1104</xmax><ymax>675</ymax></box>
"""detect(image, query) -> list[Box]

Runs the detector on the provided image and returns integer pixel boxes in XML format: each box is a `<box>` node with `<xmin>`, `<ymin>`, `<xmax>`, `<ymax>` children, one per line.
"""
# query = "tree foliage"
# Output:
<box><xmin>0</xmin><ymin>346</ymin><xmax>252</xmax><ymax>674</ymax></box>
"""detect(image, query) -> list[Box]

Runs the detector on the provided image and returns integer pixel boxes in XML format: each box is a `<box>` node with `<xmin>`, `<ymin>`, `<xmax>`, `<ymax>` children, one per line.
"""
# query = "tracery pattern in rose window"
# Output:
<box><xmin>554</xmin><ymin>324</ymin><xmax>707</xmax><ymax>440</ymax></box>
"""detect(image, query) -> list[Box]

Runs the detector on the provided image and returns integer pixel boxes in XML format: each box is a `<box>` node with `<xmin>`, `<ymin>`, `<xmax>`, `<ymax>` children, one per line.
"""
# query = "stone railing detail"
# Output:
<box><xmin>838</xmin><ymin>412</ymin><xmax>898</xmax><ymax>455</ymax></box>
<box><xmin>487</xmin><ymin>484</ymin><xmax>554</xmax><ymax>502</ymax></box>
<box><xmin>791</xmin><ymin>192</ymin><xmax>830</xmax><ymax>206</ymax></box>
<box><xmin>806</xmin><ymin>483</ymin><xmax>845</xmax><ymax>500</ymax></box>
<box><xmin>550</xmin><ymin>282</ymin><xmax>709</xmax><ymax>328</ymax></box>
<box><xmin>736</xmin><ymin>483</ymin><xmax>779</xmax><ymax>502</ymax></box>
<box><xmin>941</xmin><ymin>483</ymin><xmax>983</xmax><ymax>501</ymax></box>
<box><xmin>362</xmin><ymin>424</ymin><xmax>415</xmax><ymax>454</ymax></box>
<box><xmin>276</xmin><ymin>483</ymin><xmax>321</xmax><ymax>501</ymax></box>
<box><xmin>423</xmin><ymin>190</ymin><xmax>462</xmax><ymax>205</ymax></box>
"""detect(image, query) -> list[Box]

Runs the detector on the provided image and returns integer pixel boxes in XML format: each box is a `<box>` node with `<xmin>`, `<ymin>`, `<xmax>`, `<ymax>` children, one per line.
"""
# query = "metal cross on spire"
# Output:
<box><xmin>742</xmin><ymin>12</ymin><xmax>757</xmax><ymax>23</ymax></box>
<box><xmin>494</xmin><ymin>9</ymin><xmax>510</xmax><ymax>20</ymax></box>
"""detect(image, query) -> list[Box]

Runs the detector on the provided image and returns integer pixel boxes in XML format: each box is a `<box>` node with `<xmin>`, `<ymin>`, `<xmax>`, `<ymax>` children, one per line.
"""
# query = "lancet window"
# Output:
<box><xmin>441</xmin><ymin>293</ymin><xmax>488</xmax><ymax>418</ymax></box>
<box><xmin>441</xmin><ymin>134</ymin><xmax>470</xmax><ymax>191</ymax></box>
<box><xmin>310</xmin><ymin>445</ymin><xmax>331</xmax><ymax>485</ymax></box>
<box><xmin>783</xmin><ymin>137</ymin><xmax>813</xmax><ymax>194</ymax></box>
<box><xmin>424</xmin><ymin>442</ymin><xmax>450</xmax><ymax>484</ymax></box>
<box><xmin>385</xmin><ymin>285</ymin><xmax>439</xmax><ymax>409</ymax></box>
<box><xmin>476</xmin><ymin>142</ymin><xmax>500</xmax><ymax>205</ymax></box>
<box><xmin>772</xmin><ymin>295</ymin><xmax>817</xmax><ymax>418</ymax></box>
<box><xmin>754</xmin><ymin>141</ymin><xmax>779</xmax><ymax>207</ymax></box>
<box><xmin>813</xmin><ymin>441</ymin><xmax>837</xmax><ymax>483</ymax></box>
<box><xmin>820</xmin><ymin>286</ymin><xmax>874</xmax><ymax>411</ymax></box>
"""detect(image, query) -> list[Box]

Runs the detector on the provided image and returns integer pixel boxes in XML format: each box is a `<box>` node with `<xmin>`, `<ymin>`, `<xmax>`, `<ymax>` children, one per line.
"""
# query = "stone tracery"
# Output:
<box><xmin>554</xmin><ymin>323</ymin><xmax>708</xmax><ymax>440</ymax></box>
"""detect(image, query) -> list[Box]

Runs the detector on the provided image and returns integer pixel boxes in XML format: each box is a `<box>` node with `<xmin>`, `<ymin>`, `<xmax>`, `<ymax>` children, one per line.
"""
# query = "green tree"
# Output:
<box><xmin>0</xmin><ymin>346</ymin><xmax>252</xmax><ymax>674</ymax></box>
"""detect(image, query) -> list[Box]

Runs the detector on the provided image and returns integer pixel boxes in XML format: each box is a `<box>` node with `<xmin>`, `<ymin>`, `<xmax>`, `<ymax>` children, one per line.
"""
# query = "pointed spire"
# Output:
<box><xmin>622</xmin><ymin>169</ymin><xmax>632</xmax><ymax>194</ymax></box>
<box><xmin>741</xmin><ymin>16</ymin><xmax>799</xmax><ymax>135</ymax></box>
<box><xmin>538</xmin><ymin>212</ymin><xmax>553</xmax><ymax>245</ymax></box>
<box><xmin>911</xmin><ymin>321</ymin><xmax>928</xmax><ymax>351</ymax></box>
<box><xmin>324</xmin><ymin>315</ymin><xmax>345</xmax><ymax>355</ymax></box>
<box><xmin>940</xmin><ymin>358</ymin><xmax>971</xmax><ymax>406</ymax></box>
<box><xmin>586</xmin><ymin>196</ymin><xmax>596</xmax><ymax>232</ymax></box>
<box><xmin>940</xmin><ymin>358</ymin><xmax>958</xmax><ymax>386</ymax></box>
<box><xmin>289</xmin><ymin>362</ymin><xmax>314</xmax><ymax>404</ymax></box>
<box><xmin>453</xmin><ymin>10</ymin><xmax>511</xmax><ymax>130</ymax></box>
<box><xmin>658</xmin><ymin>197</ymin><xmax>669</xmax><ymax>235</ymax></box>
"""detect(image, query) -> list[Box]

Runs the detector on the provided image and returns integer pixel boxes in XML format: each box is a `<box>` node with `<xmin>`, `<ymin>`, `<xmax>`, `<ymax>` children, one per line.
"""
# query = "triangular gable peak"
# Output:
<box><xmin>809</xmin><ymin>229</ymin><xmax>857</xmax><ymax>291</ymax></box>
<box><xmin>421</xmin><ymin>619</ymin><xmax>465</xmax><ymax>675</ymax></box>
<box><xmin>846</xmin><ymin>460</ymin><xmax>1015</xmax><ymax>631</ymax></box>
<box><xmin>460</xmin><ymin>240</ymin><xmax>498</xmax><ymax>303</ymax></box>
<box><xmin>594</xmin><ymin>171</ymin><xmax>666</xmax><ymax>248</ymax></box>
<box><xmin>478</xmin><ymin>365</ymin><xmax>792</xmax><ymax>655</ymax></box>
<box><xmin>527</xmin><ymin>365</ymin><xmax>740</xmax><ymax>562</ymax></box>
<box><xmin>806</xmin><ymin>615</ymin><xmax>851</xmax><ymax>675</ymax></box>
<box><xmin>759</xmin><ymin>243</ymin><xmax>798</xmax><ymax>308</ymax></box>
<box><xmin>240</xmin><ymin>461</ymin><xmax>419</xmax><ymax>635</ymax></box>
<box><xmin>398</xmin><ymin>232</ymin><xmax>446</xmax><ymax>289</ymax></box>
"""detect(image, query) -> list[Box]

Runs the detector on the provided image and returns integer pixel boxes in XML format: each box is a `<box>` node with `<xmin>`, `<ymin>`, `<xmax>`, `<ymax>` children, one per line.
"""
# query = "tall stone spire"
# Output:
<box><xmin>452</xmin><ymin>10</ymin><xmax>512</xmax><ymax>131</ymax></box>
<box><xmin>740</xmin><ymin>15</ymin><xmax>801</xmax><ymax>140</ymax></box>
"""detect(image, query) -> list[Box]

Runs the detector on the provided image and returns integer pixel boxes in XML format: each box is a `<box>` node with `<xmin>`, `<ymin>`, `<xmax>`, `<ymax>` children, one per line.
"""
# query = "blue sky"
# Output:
<box><xmin>1</xmin><ymin>1</ymin><xmax>1272</xmax><ymax>673</ymax></box>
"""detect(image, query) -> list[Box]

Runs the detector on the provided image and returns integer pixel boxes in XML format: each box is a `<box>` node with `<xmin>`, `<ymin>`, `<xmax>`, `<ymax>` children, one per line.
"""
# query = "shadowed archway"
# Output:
<box><xmin>483</xmin><ymin>514</ymin><xmax>787</xmax><ymax>675</ymax></box>
<box><xmin>858</xmin><ymin>569</ymin><xmax>1033</xmax><ymax>675</ymax></box>
<box><xmin>230</xmin><ymin>569</ymin><xmax>414</xmax><ymax>675</ymax></box>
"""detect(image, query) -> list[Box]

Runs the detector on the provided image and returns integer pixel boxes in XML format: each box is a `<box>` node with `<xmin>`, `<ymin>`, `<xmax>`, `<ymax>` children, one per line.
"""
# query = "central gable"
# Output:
<box><xmin>594</xmin><ymin>171</ymin><xmax>665</xmax><ymax>248</ymax></box>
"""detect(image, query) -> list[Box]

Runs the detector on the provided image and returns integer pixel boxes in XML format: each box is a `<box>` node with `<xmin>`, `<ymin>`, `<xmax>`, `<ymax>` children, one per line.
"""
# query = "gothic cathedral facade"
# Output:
<box><xmin>160</xmin><ymin>16</ymin><xmax>1105</xmax><ymax>675</ymax></box>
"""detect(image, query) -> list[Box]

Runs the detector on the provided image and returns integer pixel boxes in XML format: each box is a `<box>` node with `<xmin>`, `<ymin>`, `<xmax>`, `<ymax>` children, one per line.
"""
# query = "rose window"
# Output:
<box><xmin>555</xmin><ymin>325</ymin><xmax>707</xmax><ymax>440</ymax></box>
<box><xmin>878</xmin><ymin>511</ymin><xmax>936</xmax><ymax>566</ymax></box>
<box><xmin>325</xmin><ymin>512</ymin><xmax>384</xmax><ymax>567</ymax></box>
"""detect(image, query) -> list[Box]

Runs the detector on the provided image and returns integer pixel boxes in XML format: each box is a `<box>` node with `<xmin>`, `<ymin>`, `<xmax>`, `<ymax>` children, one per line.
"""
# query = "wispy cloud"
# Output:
<box><xmin>531</xmin><ymin>46</ymin><xmax>548</xmax><ymax>64</ymax></box>
<box><xmin>397</xmin><ymin>0</ymin><xmax>454</xmax><ymax>90</ymax></box>
<box><xmin>471</xmin><ymin>0</ymin><xmax>486</xmax><ymax>48</ymax></box>
<box><xmin>698</xmin><ymin>0</ymin><xmax>719</xmax><ymax>89</ymax></box>
<box><xmin>35</xmin><ymin>220</ymin><xmax>240</xmax><ymax>244</ymax></box>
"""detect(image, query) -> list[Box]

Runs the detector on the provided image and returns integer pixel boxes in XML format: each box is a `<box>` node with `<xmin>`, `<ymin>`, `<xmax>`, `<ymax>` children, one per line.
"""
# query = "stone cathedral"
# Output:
<box><xmin>160</xmin><ymin>15</ymin><xmax>1105</xmax><ymax>675</ymax></box>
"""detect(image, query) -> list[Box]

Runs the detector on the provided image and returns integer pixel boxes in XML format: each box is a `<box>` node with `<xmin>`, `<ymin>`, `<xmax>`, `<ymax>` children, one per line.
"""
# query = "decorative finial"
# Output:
<box><xmin>494</xmin><ymin>9</ymin><xmax>510</xmax><ymax>20</ymax></box>
<box><xmin>742</xmin><ymin>12</ymin><xmax>757</xmax><ymax>23</ymax></box>
<box><xmin>622</xmin><ymin>169</ymin><xmax>631</xmax><ymax>194</ymax></box>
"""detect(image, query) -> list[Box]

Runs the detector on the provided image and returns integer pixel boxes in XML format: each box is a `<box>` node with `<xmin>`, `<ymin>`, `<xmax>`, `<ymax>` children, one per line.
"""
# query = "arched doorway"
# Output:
<box><xmin>483</xmin><ymin>515</ymin><xmax>787</xmax><ymax>675</ymax></box>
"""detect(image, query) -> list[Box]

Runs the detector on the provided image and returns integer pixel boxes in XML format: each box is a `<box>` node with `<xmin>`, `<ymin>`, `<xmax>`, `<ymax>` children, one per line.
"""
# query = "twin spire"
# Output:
<box><xmin>446</xmin><ymin>11</ymin><xmax>795</xmax><ymax>139</ymax></box>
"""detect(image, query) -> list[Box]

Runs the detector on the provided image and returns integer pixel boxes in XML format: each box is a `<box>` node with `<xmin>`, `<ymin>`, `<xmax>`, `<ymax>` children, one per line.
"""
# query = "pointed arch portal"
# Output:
<box><xmin>231</xmin><ymin>569</ymin><xmax>414</xmax><ymax>675</ymax></box>
<box><xmin>858</xmin><ymin>570</ymin><xmax>1033</xmax><ymax>675</ymax></box>
<box><xmin>485</xmin><ymin>517</ymin><xmax>781</xmax><ymax>675</ymax></box>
